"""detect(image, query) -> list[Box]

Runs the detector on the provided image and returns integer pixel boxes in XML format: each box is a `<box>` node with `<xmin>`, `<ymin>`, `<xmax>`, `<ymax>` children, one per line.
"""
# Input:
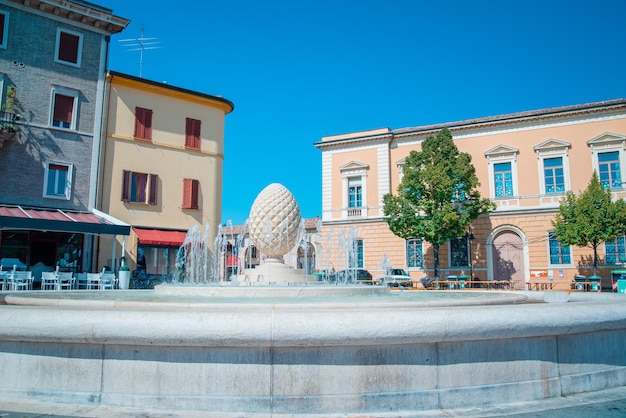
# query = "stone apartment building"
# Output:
<box><xmin>315</xmin><ymin>99</ymin><xmax>626</xmax><ymax>289</ymax></box>
<box><xmin>0</xmin><ymin>0</ymin><xmax>129</xmax><ymax>283</ymax></box>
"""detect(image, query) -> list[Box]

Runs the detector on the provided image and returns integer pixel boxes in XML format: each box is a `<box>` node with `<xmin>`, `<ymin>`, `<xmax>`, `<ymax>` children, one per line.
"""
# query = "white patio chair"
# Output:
<box><xmin>9</xmin><ymin>271</ymin><xmax>32</xmax><ymax>291</ymax></box>
<box><xmin>86</xmin><ymin>273</ymin><xmax>101</xmax><ymax>290</ymax></box>
<box><xmin>100</xmin><ymin>273</ymin><xmax>116</xmax><ymax>290</ymax></box>
<box><xmin>41</xmin><ymin>271</ymin><xmax>58</xmax><ymax>290</ymax></box>
<box><xmin>57</xmin><ymin>272</ymin><xmax>74</xmax><ymax>290</ymax></box>
<box><xmin>74</xmin><ymin>273</ymin><xmax>87</xmax><ymax>289</ymax></box>
<box><xmin>0</xmin><ymin>271</ymin><xmax>9</xmax><ymax>291</ymax></box>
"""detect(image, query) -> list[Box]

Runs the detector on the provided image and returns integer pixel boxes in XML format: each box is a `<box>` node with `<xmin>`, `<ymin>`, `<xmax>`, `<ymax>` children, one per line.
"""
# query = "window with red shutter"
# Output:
<box><xmin>134</xmin><ymin>107</ymin><xmax>153</xmax><ymax>140</ymax></box>
<box><xmin>121</xmin><ymin>170</ymin><xmax>130</xmax><ymax>202</ymax></box>
<box><xmin>185</xmin><ymin>118</ymin><xmax>201</xmax><ymax>149</ymax></box>
<box><xmin>148</xmin><ymin>174</ymin><xmax>159</xmax><ymax>205</ymax></box>
<box><xmin>182</xmin><ymin>178</ymin><xmax>199</xmax><ymax>209</ymax></box>
<box><xmin>52</xmin><ymin>93</ymin><xmax>74</xmax><ymax>129</ymax></box>
<box><xmin>122</xmin><ymin>171</ymin><xmax>158</xmax><ymax>205</ymax></box>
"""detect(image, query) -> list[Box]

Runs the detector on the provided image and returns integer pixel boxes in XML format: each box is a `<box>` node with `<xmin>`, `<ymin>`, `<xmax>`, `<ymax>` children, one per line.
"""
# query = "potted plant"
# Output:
<box><xmin>0</xmin><ymin>85</ymin><xmax>21</xmax><ymax>146</ymax></box>
<box><xmin>118</xmin><ymin>264</ymin><xmax>131</xmax><ymax>290</ymax></box>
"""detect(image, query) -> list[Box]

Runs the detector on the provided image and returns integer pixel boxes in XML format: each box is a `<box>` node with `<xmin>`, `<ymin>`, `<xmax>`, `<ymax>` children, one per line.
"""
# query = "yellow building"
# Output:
<box><xmin>97</xmin><ymin>71</ymin><xmax>234</xmax><ymax>279</ymax></box>
<box><xmin>315</xmin><ymin>99</ymin><xmax>626</xmax><ymax>289</ymax></box>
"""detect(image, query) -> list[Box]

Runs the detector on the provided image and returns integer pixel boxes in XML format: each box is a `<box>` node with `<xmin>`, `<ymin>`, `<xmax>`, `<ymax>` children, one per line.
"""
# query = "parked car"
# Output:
<box><xmin>331</xmin><ymin>268</ymin><xmax>379</xmax><ymax>285</ymax></box>
<box><xmin>379</xmin><ymin>268</ymin><xmax>412</xmax><ymax>288</ymax></box>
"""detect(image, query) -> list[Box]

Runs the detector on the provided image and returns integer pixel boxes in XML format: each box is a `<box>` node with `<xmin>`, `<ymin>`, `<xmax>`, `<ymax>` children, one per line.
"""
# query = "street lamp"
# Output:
<box><xmin>466</xmin><ymin>228</ymin><xmax>475</xmax><ymax>281</ymax></box>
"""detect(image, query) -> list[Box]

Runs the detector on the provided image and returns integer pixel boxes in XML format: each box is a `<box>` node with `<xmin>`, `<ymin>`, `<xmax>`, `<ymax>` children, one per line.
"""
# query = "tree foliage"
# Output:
<box><xmin>382</xmin><ymin>128</ymin><xmax>495</xmax><ymax>278</ymax></box>
<box><xmin>552</xmin><ymin>171</ymin><xmax>626</xmax><ymax>275</ymax></box>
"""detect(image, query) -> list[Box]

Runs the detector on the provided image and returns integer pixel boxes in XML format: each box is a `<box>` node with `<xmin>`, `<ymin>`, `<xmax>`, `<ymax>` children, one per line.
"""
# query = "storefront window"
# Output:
<box><xmin>140</xmin><ymin>245</ymin><xmax>177</xmax><ymax>277</ymax></box>
<box><xmin>0</xmin><ymin>231</ymin><xmax>28</xmax><ymax>269</ymax></box>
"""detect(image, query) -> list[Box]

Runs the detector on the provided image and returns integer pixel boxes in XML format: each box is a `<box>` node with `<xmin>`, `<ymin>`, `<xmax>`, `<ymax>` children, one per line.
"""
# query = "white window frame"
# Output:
<box><xmin>485</xmin><ymin>145</ymin><xmax>519</xmax><ymax>199</ymax></box>
<box><xmin>49</xmin><ymin>86</ymin><xmax>78</xmax><ymax>130</ymax></box>
<box><xmin>534</xmin><ymin>139</ymin><xmax>571</xmax><ymax>195</ymax></box>
<box><xmin>54</xmin><ymin>27</ymin><xmax>83</xmax><ymax>68</ymax></box>
<box><xmin>0</xmin><ymin>10</ymin><xmax>9</xmax><ymax>49</ymax></box>
<box><xmin>396</xmin><ymin>158</ymin><xmax>406</xmax><ymax>184</ymax></box>
<box><xmin>587</xmin><ymin>133</ymin><xmax>626</xmax><ymax>190</ymax></box>
<box><xmin>340</xmin><ymin>161</ymin><xmax>369</xmax><ymax>218</ymax></box>
<box><xmin>43</xmin><ymin>160</ymin><xmax>73</xmax><ymax>200</ymax></box>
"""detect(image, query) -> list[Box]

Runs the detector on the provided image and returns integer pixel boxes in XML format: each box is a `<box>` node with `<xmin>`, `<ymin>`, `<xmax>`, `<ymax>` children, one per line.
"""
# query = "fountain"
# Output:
<box><xmin>0</xmin><ymin>183</ymin><xmax>626</xmax><ymax>416</ymax></box>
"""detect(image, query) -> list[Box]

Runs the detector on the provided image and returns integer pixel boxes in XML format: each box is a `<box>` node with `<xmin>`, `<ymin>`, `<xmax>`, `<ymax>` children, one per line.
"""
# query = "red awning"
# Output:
<box><xmin>134</xmin><ymin>228</ymin><xmax>187</xmax><ymax>246</ymax></box>
<box><xmin>0</xmin><ymin>205</ymin><xmax>130</xmax><ymax>235</ymax></box>
<box><xmin>226</xmin><ymin>255</ymin><xmax>238</xmax><ymax>267</ymax></box>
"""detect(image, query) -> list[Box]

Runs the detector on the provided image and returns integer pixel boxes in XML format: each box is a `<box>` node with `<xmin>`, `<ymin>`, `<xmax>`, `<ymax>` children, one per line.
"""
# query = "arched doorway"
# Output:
<box><xmin>297</xmin><ymin>243</ymin><xmax>316</xmax><ymax>274</ymax></box>
<box><xmin>491</xmin><ymin>230</ymin><xmax>525</xmax><ymax>289</ymax></box>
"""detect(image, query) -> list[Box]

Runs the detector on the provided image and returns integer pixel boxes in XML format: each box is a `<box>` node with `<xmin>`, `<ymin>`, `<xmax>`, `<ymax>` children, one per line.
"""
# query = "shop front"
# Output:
<box><xmin>0</xmin><ymin>205</ymin><xmax>130</xmax><ymax>288</ymax></box>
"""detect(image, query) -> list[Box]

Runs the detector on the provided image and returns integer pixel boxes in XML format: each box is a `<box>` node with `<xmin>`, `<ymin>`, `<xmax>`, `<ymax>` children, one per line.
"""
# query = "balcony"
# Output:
<box><xmin>0</xmin><ymin>111</ymin><xmax>19</xmax><ymax>147</ymax></box>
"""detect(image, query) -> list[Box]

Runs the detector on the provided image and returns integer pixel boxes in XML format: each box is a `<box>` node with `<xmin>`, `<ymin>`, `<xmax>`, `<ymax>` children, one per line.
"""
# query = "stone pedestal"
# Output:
<box><xmin>234</xmin><ymin>258</ymin><xmax>316</xmax><ymax>285</ymax></box>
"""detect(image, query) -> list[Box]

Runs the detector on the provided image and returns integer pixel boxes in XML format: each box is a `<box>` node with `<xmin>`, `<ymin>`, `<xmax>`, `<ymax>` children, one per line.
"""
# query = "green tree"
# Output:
<box><xmin>552</xmin><ymin>171</ymin><xmax>626</xmax><ymax>276</ymax></box>
<box><xmin>382</xmin><ymin>128</ymin><xmax>495</xmax><ymax>278</ymax></box>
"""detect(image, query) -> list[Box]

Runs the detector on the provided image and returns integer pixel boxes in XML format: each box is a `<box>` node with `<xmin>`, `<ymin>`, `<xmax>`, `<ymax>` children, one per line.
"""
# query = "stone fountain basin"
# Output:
<box><xmin>0</xmin><ymin>289</ymin><xmax>625</xmax><ymax>415</ymax></box>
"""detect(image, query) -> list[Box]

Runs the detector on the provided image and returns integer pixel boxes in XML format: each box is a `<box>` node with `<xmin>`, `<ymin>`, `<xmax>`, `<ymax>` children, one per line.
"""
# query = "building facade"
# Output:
<box><xmin>98</xmin><ymin>71</ymin><xmax>234</xmax><ymax>280</ymax></box>
<box><xmin>0</xmin><ymin>0</ymin><xmax>129</xmax><ymax>283</ymax></box>
<box><xmin>315</xmin><ymin>99</ymin><xmax>626</xmax><ymax>289</ymax></box>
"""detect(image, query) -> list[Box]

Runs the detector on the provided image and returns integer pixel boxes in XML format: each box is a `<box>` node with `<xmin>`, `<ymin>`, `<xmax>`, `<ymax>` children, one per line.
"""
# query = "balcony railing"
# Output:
<box><xmin>347</xmin><ymin>207</ymin><xmax>363</xmax><ymax>218</ymax></box>
<box><xmin>0</xmin><ymin>111</ymin><xmax>18</xmax><ymax>147</ymax></box>
<box><xmin>0</xmin><ymin>110</ymin><xmax>18</xmax><ymax>125</ymax></box>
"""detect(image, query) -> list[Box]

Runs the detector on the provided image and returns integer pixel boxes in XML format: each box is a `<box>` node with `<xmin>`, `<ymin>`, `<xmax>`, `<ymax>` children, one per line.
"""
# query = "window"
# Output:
<box><xmin>598</xmin><ymin>151</ymin><xmax>621</xmax><ymax>189</ymax></box>
<box><xmin>348</xmin><ymin>238</ymin><xmax>364</xmax><ymax>268</ymax></box>
<box><xmin>534</xmin><ymin>139</ymin><xmax>571</xmax><ymax>196</ymax></box>
<box><xmin>43</xmin><ymin>161</ymin><xmax>73</xmax><ymax>200</ymax></box>
<box><xmin>606</xmin><ymin>236</ymin><xmax>626</xmax><ymax>265</ymax></box>
<box><xmin>134</xmin><ymin>107</ymin><xmax>153</xmax><ymax>140</ymax></box>
<box><xmin>543</xmin><ymin>157</ymin><xmax>565</xmax><ymax>193</ymax></box>
<box><xmin>348</xmin><ymin>177</ymin><xmax>362</xmax><ymax>208</ymax></box>
<box><xmin>182</xmin><ymin>178</ymin><xmax>199</xmax><ymax>209</ymax></box>
<box><xmin>139</xmin><ymin>246</ymin><xmax>177</xmax><ymax>276</ymax></box>
<box><xmin>340</xmin><ymin>161</ymin><xmax>369</xmax><ymax>218</ymax></box>
<box><xmin>407</xmin><ymin>239</ymin><xmax>423</xmax><ymax>268</ymax></box>
<box><xmin>494</xmin><ymin>162</ymin><xmax>514</xmax><ymax>197</ymax></box>
<box><xmin>50</xmin><ymin>88</ymin><xmax>78</xmax><ymax>130</ymax></box>
<box><xmin>450</xmin><ymin>236</ymin><xmax>469</xmax><ymax>267</ymax></box>
<box><xmin>121</xmin><ymin>170</ymin><xmax>158</xmax><ymax>205</ymax></box>
<box><xmin>588</xmin><ymin>133</ymin><xmax>625</xmax><ymax>190</ymax></box>
<box><xmin>0</xmin><ymin>11</ymin><xmax>8</xmax><ymax>49</ymax></box>
<box><xmin>185</xmin><ymin>118</ymin><xmax>201</xmax><ymax>149</ymax></box>
<box><xmin>548</xmin><ymin>232</ymin><xmax>571</xmax><ymax>265</ymax></box>
<box><xmin>55</xmin><ymin>28</ymin><xmax>82</xmax><ymax>67</ymax></box>
<box><xmin>484</xmin><ymin>144</ymin><xmax>518</xmax><ymax>200</ymax></box>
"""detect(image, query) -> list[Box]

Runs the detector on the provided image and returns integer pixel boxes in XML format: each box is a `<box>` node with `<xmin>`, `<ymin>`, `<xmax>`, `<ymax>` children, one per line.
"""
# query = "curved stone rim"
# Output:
<box><xmin>1</xmin><ymin>291</ymin><xmax>624</xmax><ymax>347</ymax></box>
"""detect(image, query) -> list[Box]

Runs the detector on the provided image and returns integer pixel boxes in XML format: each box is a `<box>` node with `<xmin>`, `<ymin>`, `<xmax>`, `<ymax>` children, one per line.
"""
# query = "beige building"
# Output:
<box><xmin>97</xmin><ymin>71</ymin><xmax>234</xmax><ymax>278</ymax></box>
<box><xmin>315</xmin><ymin>99</ymin><xmax>626</xmax><ymax>289</ymax></box>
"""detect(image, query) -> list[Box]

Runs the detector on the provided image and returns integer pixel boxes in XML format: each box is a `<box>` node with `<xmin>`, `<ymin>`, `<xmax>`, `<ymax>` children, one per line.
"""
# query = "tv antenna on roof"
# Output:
<box><xmin>118</xmin><ymin>25</ymin><xmax>160</xmax><ymax>77</ymax></box>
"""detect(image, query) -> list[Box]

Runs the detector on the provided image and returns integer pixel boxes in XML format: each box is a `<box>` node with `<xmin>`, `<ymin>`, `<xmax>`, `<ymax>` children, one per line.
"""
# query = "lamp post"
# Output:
<box><xmin>466</xmin><ymin>228</ymin><xmax>475</xmax><ymax>281</ymax></box>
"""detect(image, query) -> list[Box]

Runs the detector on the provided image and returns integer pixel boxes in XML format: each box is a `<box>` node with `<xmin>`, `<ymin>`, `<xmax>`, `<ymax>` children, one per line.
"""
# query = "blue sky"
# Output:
<box><xmin>100</xmin><ymin>0</ymin><xmax>626</xmax><ymax>226</ymax></box>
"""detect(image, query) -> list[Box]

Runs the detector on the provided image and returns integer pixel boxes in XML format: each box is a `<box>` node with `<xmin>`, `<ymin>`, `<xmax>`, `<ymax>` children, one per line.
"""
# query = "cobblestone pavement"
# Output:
<box><xmin>1</xmin><ymin>386</ymin><xmax>625</xmax><ymax>417</ymax></box>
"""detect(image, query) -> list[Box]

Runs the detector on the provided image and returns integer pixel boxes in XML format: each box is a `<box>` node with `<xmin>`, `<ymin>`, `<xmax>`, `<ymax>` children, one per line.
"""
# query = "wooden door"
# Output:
<box><xmin>492</xmin><ymin>231</ymin><xmax>524</xmax><ymax>289</ymax></box>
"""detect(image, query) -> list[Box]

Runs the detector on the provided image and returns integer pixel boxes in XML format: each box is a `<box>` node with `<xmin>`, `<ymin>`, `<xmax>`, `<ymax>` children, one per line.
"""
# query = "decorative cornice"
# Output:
<box><xmin>394</xmin><ymin>99</ymin><xmax>626</xmax><ymax>138</ymax></box>
<box><xmin>317</xmin><ymin>99</ymin><xmax>626</xmax><ymax>149</ymax></box>
<box><xmin>5</xmin><ymin>0</ymin><xmax>130</xmax><ymax>34</ymax></box>
<box><xmin>533</xmin><ymin>139</ymin><xmax>571</xmax><ymax>152</ymax></box>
